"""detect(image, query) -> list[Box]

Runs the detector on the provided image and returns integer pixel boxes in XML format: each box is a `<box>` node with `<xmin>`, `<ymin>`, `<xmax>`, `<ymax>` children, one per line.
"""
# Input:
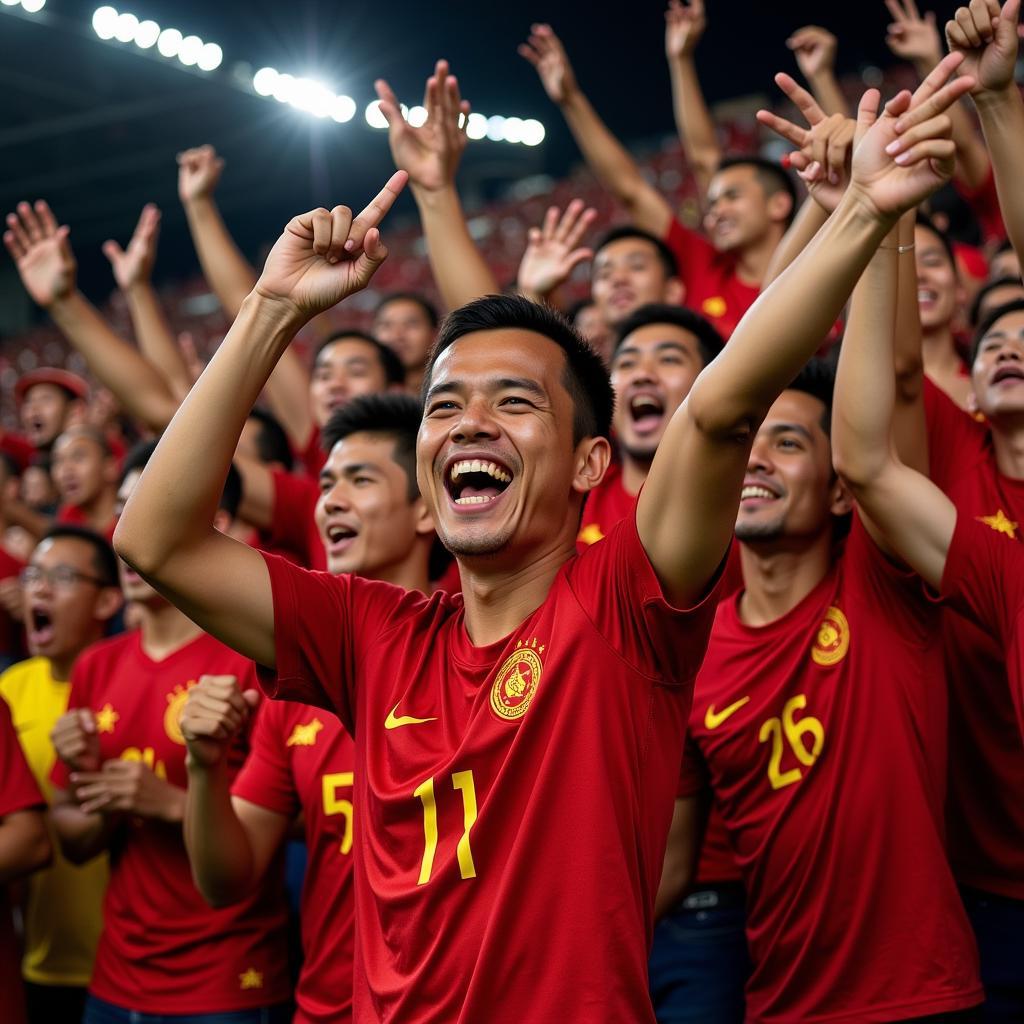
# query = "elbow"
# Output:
<box><xmin>832</xmin><ymin>446</ymin><xmax>884</xmax><ymax>496</ymax></box>
<box><xmin>112</xmin><ymin>516</ymin><xmax>165</xmax><ymax>580</ymax></box>
<box><xmin>685</xmin><ymin>384</ymin><xmax>758</xmax><ymax>445</ymax></box>
<box><xmin>194</xmin><ymin>873</ymin><xmax>249</xmax><ymax>910</ymax></box>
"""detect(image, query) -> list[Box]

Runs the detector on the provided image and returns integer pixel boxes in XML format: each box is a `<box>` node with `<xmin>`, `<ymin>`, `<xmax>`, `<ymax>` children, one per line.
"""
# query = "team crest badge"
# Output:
<box><xmin>490</xmin><ymin>638</ymin><xmax>544</xmax><ymax>721</ymax></box>
<box><xmin>811</xmin><ymin>606</ymin><xmax>850</xmax><ymax>667</ymax></box>
<box><xmin>163</xmin><ymin>682</ymin><xmax>196</xmax><ymax>744</ymax></box>
<box><xmin>976</xmin><ymin>509</ymin><xmax>1018</xmax><ymax>539</ymax></box>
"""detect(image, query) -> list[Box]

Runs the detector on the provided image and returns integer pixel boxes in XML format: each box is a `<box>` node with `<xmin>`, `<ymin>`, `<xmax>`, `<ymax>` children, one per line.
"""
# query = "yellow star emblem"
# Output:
<box><xmin>286</xmin><ymin>719</ymin><xmax>323</xmax><ymax>747</ymax></box>
<box><xmin>95</xmin><ymin>703</ymin><xmax>119</xmax><ymax>734</ymax></box>
<box><xmin>239</xmin><ymin>967</ymin><xmax>263</xmax><ymax>990</ymax></box>
<box><xmin>577</xmin><ymin>522</ymin><xmax>605</xmax><ymax>546</ymax></box>
<box><xmin>701</xmin><ymin>295</ymin><xmax>727</xmax><ymax>319</ymax></box>
<box><xmin>976</xmin><ymin>509</ymin><xmax>1018</xmax><ymax>539</ymax></box>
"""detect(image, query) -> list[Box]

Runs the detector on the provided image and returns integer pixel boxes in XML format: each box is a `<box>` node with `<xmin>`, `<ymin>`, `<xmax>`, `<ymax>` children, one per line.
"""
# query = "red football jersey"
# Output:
<box><xmin>297</xmin><ymin>425</ymin><xmax>326</xmax><ymax>481</ymax></box>
<box><xmin>50</xmin><ymin>631</ymin><xmax>290</xmax><ymax>1014</ymax></box>
<box><xmin>925</xmin><ymin>379</ymin><xmax>1024</xmax><ymax>899</ymax></box>
<box><xmin>943</xmin><ymin>513</ymin><xmax>1024</xmax><ymax>737</ymax></box>
<box><xmin>0</xmin><ymin>696</ymin><xmax>44</xmax><ymax>1024</ymax></box>
<box><xmin>0</xmin><ymin>547</ymin><xmax>25</xmax><ymax>665</ymax></box>
<box><xmin>258</xmin><ymin>517</ymin><xmax>722</xmax><ymax>1022</ymax></box>
<box><xmin>54</xmin><ymin>504</ymin><xmax>117</xmax><ymax>542</ymax></box>
<box><xmin>232</xmin><ymin>700</ymin><xmax>356</xmax><ymax>1024</ymax></box>
<box><xmin>576</xmin><ymin>461</ymin><xmax>636</xmax><ymax>550</ymax></box>
<box><xmin>683</xmin><ymin>518</ymin><xmax>982</xmax><ymax>1022</ymax></box>
<box><xmin>266</xmin><ymin>469</ymin><xmax>326</xmax><ymax>572</ymax></box>
<box><xmin>663</xmin><ymin>218</ymin><xmax>760</xmax><ymax>339</ymax></box>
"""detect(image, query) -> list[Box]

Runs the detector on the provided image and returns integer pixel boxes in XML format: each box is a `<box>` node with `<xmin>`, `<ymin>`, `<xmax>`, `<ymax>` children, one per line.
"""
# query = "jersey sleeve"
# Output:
<box><xmin>664</xmin><ymin>216</ymin><xmax>716</xmax><ymax>295</ymax></box>
<box><xmin>256</xmin><ymin>552</ymin><xmax>416</xmax><ymax>734</ymax></box>
<box><xmin>923</xmin><ymin>376</ymin><xmax>988</xmax><ymax>493</ymax></box>
<box><xmin>0</xmin><ymin>697</ymin><xmax>44</xmax><ymax>815</ymax></box>
<box><xmin>941</xmin><ymin>511</ymin><xmax>1024</xmax><ymax>648</ymax></box>
<box><xmin>566</xmin><ymin>515</ymin><xmax>725</xmax><ymax>687</ymax></box>
<box><xmin>231</xmin><ymin>701</ymin><xmax>298</xmax><ymax>819</ymax></box>
<box><xmin>677</xmin><ymin>727</ymin><xmax>710</xmax><ymax>799</ymax></box>
<box><xmin>266</xmin><ymin>470</ymin><xmax>320</xmax><ymax>568</ymax></box>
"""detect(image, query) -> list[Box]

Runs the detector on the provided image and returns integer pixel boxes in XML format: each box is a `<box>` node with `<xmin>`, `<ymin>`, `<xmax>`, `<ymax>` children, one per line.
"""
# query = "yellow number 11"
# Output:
<box><xmin>413</xmin><ymin>770</ymin><xmax>478</xmax><ymax>886</ymax></box>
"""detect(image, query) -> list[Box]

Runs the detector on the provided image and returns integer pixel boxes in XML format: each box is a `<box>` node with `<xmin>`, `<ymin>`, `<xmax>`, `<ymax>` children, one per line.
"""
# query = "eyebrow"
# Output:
<box><xmin>765</xmin><ymin>422</ymin><xmax>815</xmax><ymax>442</ymax></box>
<box><xmin>319</xmin><ymin>462</ymin><xmax>380</xmax><ymax>484</ymax></box>
<box><xmin>615</xmin><ymin>340</ymin><xmax>689</xmax><ymax>360</ymax></box>
<box><xmin>425</xmin><ymin>376</ymin><xmax>548</xmax><ymax>404</ymax></box>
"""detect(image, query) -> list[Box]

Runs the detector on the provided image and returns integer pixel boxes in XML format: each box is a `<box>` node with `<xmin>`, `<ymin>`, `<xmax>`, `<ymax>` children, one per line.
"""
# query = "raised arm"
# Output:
<box><xmin>104</xmin><ymin>204</ymin><xmax>195</xmax><ymax>401</ymax></box>
<box><xmin>516</xmin><ymin>200</ymin><xmax>597</xmax><ymax>305</ymax></box>
<box><xmin>637</xmin><ymin>54</ymin><xmax>972</xmax><ymax>606</ymax></box>
<box><xmin>178</xmin><ymin>145</ymin><xmax>314</xmax><ymax>451</ymax></box>
<box><xmin>664</xmin><ymin>0</ymin><xmax>720</xmax><ymax>205</ymax></box>
<box><xmin>376</xmin><ymin>61</ymin><xmax>499</xmax><ymax>310</ymax></box>
<box><xmin>520</xmin><ymin>24</ymin><xmax>674</xmax><ymax>236</ymax></box>
<box><xmin>788</xmin><ymin>25</ymin><xmax>850</xmax><ymax>117</ymax></box>
<box><xmin>887</xmin><ymin>0</ymin><xmax>992</xmax><ymax>189</ymax></box>
<box><xmin>113</xmin><ymin>172</ymin><xmax>408</xmax><ymax>668</ymax></box>
<box><xmin>181</xmin><ymin>676</ymin><xmax>288</xmax><ymax>906</ymax></box>
<box><xmin>946</xmin><ymin>0</ymin><xmax>1024</xmax><ymax>256</ymax></box>
<box><xmin>3</xmin><ymin>202</ymin><xmax>180</xmax><ymax>432</ymax></box>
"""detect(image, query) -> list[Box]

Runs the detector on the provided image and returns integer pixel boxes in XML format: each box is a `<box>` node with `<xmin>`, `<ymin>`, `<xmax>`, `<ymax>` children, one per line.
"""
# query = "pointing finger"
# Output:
<box><xmin>345</xmin><ymin>170</ymin><xmax>408</xmax><ymax>253</ymax></box>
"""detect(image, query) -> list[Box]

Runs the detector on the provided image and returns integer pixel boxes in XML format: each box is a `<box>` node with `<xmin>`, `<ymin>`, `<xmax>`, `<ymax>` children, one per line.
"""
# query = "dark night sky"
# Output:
<box><xmin>0</xmin><ymin>0</ymin><xmax>968</xmax><ymax>312</ymax></box>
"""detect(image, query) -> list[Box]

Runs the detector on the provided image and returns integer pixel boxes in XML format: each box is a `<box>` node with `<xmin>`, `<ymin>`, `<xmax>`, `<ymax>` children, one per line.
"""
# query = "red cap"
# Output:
<box><xmin>14</xmin><ymin>368</ymin><xmax>89</xmax><ymax>405</ymax></box>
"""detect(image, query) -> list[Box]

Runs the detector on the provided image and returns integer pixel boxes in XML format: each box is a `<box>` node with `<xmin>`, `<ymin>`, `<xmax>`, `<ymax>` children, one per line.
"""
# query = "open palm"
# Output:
<box><xmin>4</xmin><ymin>201</ymin><xmax>76</xmax><ymax>307</ymax></box>
<box><xmin>519</xmin><ymin>24</ymin><xmax>578</xmax><ymax>104</ymax></box>
<box><xmin>103</xmin><ymin>204</ymin><xmax>160</xmax><ymax>290</ymax></box>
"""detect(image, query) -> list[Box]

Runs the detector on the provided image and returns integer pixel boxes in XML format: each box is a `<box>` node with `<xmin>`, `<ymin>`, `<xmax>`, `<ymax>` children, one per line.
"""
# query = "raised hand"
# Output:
<box><xmin>254</xmin><ymin>170</ymin><xmax>407</xmax><ymax>321</ymax></box>
<box><xmin>518</xmin><ymin>24</ymin><xmax>579</xmax><ymax>105</ymax></box>
<box><xmin>945</xmin><ymin>0</ymin><xmax>1020</xmax><ymax>94</ymax></box>
<box><xmin>103</xmin><ymin>204</ymin><xmax>160</xmax><ymax>291</ymax></box>
<box><xmin>885</xmin><ymin>0</ymin><xmax>943</xmax><ymax>65</ymax></box>
<box><xmin>757</xmin><ymin>74</ymin><xmax>855</xmax><ymax>213</ymax></box>
<box><xmin>51</xmin><ymin>708</ymin><xmax>100</xmax><ymax>773</ymax></box>
<box><xmin>517</xmin><ymin>200</ymin><xmax>598</xmax><ymax>300</ymax></box>
<box><xmin>71</xmin><ymin>760</ymin><xmax>185</xmax><ymax>822</ymax></box>
<box><xmin>664</xmin><ymin>0</ymin><xmax>707</xmax><ymax>60</ymax></box>
<box><xmin>376</xmin><ymin>60</ymin><xmax>469</xmax><ymax>193</ymax></box>
<box><xmin>787</xmin><ymin>25</ymin><xmax>838</xmax><ymax>79</ymax></box>
<box><xmin>849</xmin><ymin>52</ymin><xmax>974</xmax><ymax>218</ymax></box>
<box><xmin>4</xmin><ymin>200</ymin><xmax>76</xmax><ymax>307</ymax></box>
<box><xmin>180</xmin><ymin>674</ymin><xmax>260</xmax><ymax>769</ymax></box>
<box><xmin>177</xmin><ymin>144</ymin><xmax>224</xmax><ymax>204</ymax></box>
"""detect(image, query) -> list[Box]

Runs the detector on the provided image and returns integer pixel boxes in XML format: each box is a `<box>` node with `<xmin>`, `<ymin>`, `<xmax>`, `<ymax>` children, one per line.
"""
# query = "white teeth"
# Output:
<box><xmin>454</xmin><ymin>495</ymin><xmax>496</xmax><ymax>505</ymax></box>
<box><xmin>449</xmin><ymin>459</ymin><xmax>511</xmax><ymax>484</ymax></box>
<box><xmin>631</xmin><ymin>396</ymin><xmax>661</xmax><ymax>411</ymax></box>
<box><xmin>918</xmin><ymin>289</ymin><xmax>937</xmax><ymax>303</ymax></box>
<box><xmin>741</xmin><ymin>486</ymin><xmax>776</xmax><ymax>500</ymax></box>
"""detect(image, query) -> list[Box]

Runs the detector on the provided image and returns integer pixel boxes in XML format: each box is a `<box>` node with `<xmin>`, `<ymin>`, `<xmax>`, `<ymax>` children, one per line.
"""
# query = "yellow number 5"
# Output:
<box><xmin>322</xmin><ymin>772</ymin><xmax>354</xmax><ymax>855</ymax></box>
<box><xmin>758</xmin><ymin>695</ymin><xmax>825</xmax><ymax>791</ymax></box>
<box><xmin>413</xmin><ymin>769</ymin><xmax>479</xmax><ymax>886</ymax></box>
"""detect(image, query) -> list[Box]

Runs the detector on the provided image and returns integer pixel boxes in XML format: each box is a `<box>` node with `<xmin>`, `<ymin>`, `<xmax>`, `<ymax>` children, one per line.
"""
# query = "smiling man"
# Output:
<box><xmin>111</xmin><ymin>68</ymin><xmax>969</xmax><ymax>1019</ymax></box>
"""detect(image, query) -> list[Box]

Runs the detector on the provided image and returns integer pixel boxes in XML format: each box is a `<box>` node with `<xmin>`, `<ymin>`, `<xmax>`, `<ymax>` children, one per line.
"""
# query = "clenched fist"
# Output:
<box><xmin>181</xmin><ymin>674</ymin><xmax>260</xmax><ymax>768</ymax></box>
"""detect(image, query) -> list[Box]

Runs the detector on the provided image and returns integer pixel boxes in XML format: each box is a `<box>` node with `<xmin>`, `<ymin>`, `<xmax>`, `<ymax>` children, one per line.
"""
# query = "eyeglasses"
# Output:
<box><xmin>19</xmin><ymin>565</ymin><xmax>112</xmax><ymax>589</ymax></box>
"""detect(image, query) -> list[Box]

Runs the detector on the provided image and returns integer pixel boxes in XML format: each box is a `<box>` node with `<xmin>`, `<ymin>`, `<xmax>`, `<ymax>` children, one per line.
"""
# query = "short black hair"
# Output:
<box><xmin>915</xmin><ymin>212</ymin><xmax>957</xmax><ymax>272</ymax></box>
<box><xmin>593</xmin><ymin>226</ymin><xmax>679</xmax><ymax>281</ymax></box>
<box><xmin>38</xmin><ymin>524</ymin><xmax>119</xmax><ymax>586</ymax></box>
<box><xmin>321</xmin><ymin>393</ymin><xmax>423</xmax><ymax>500</ymax></box>
<box><xmin>786</xmin><ymin>358</ymin><xmax>836</xmax><ymax>436</ymax></box>
<box><xmin>970</xmin><ymin>297</ymin><xmax>1024</xmax><ymax>366</ymax></box>
<box><xmin>375</xmin><ymin>292</ymin><xmax>439</xmax><ymax>329</ymax></box>
<box><xmin>612</xmin><ymin>303</ymin><xmax>724</xmax><ymax>368</ymax></box>
<box><xmin>426</xmin><ymin>294</ymin><xmax>614</xmax><ymax>443</ymax></box>
<box><xmin>969</xmin><ymin>276</ymin><xmax>1024</xmax><ymax>328</ymax></box>
<box><xmin>247</xmin><ymin>407</ymin><xmax>294</xmax><ymax>469</ymax></box>
<box><xmin>313</xmin><ymin>330</ymin><xmax>405</xmax><ymax>387</ymax></box>
<box><xmin>716</xmin><ymin>155</ymin><xmax>798</xmax><ymax>227</ymax></box>
<box><xmin>120</xmin><ymin>439</ymin><xmax>241</xmax><ymax>517</ymax></box>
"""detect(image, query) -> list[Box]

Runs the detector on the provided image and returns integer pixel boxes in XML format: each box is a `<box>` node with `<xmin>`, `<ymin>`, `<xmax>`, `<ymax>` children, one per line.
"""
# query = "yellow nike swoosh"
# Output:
<box><xmin>385</xmin><ymin>703</ymin><xmax>438</xmax><ymax>730</ymax></box>
<box><xmin>704</xmin><ymin>697</ymin><xmax>751</xmax><ymax>730</ymax></box>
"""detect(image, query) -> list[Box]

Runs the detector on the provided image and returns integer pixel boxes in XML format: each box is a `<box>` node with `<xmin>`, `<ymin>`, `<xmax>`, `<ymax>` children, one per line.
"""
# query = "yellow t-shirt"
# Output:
<box><xmin>0</xmin><ymin>657</ymin><xmax>108</xmax><ymax>986</ymax></box>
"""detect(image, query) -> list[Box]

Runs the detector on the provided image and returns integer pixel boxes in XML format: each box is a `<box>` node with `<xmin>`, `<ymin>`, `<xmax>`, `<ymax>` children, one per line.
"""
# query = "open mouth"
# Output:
<box><xmin>629</xmin><ymin>394</ymin><xmax>665</xmax><ymax>435</ymax></box>
<box><xmin>446</xmin><ymin>458</ymin><xmax>513</xmax><ymax>507</ymax></box>
<box><xmin>993</xmin><ymin>365</ymin><xmax>1024</xmax><ymax>386</ymax></box>
<box><xmin>739</xmin><ymin>483</ymin><xmax>781</xmax><ymax>507</ymax></box>
<box><xmin>917</xmin><ymin>288</ymin><xmax>938</xmax><ymax>306</ymax></box>
<box><xmin>28</xmin><ymin>607</ymin><xmax>54</xmax><ymax>647</ymax></box>
<box><xmin>324</xmin><ymin>522</ymin><xmax>358</xmax><ymax>553</ymax></box>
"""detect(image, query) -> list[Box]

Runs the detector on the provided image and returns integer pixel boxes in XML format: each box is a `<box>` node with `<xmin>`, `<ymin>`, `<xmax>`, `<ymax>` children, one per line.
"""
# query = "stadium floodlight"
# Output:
<box><xmin>21</xmin><ymin>0</ymin><xmax>46</xmax><ymax>11</ymax></box>
<box><xmin>197</xmin><ymin>42</ymin><xmax>222</xmax><ymax>72</ymax></box>
<box><xmin>485</xmin><ymin>115</ymin><xmax>505</xmax><ymax>142</ymax></box>
<box><xmin>465</xmin><ymin>112</ymin><xmax>487</xmax><ymax>140</ymax></box>
<box><xmin>92</xmin><ymin>6</ymin><xmax>118</xmax><ymax>39</ymax></box>
<box><xmin>502</xmin><ymin>116</ymin><xmax>524</xmax><ymax>145</ymax></box>
<box><xmin>291</xmin><ymin>78</ymin><xmax>333</xmax><ymax>117</ymax></box>
<box><xmin>272</xmin><ymin>72</ymin><xmax>296</xmax><ymax>104</ymax></box>
<box><xmin>178</xmin><ymin>34</ymin><xmax>203</xmax><ymax>67</ymax></box>
<box><xmin>364</xmin><ymin>100</ymin><xmax>389</xmax><ymax>129</ymax></box>
<box><xmin>134</xmin><ymin>19</ymin><xmax>159</xmax><ymax>48</ymax></box>
<box><xmin>407</xmin><ymin>105</ymin><xmax>428</xmax><ymax>128</ymax></box>
<box><xmin>331</xmin><ymin>95</ymin><xmax>356</xmax><ymax>123</ymax></box>
<box><xmin>113</xmin><ymin>11</ymin><xmax>138</xmax><ymax>43</ymax></box>
<box><xmin>1</xmin><ymin>0</ymin><xmax>21</xmax><ymax>7</ymax></box>
<box><xmin>521</xmin><ymin>119</ymin><xmax>545</xmax><ymax>146</ymax></box>
<box><xmin>253</xmin><ymin>67</ymin><xmax>278</xmax><ymax>96</ymax></box>
<box><xmin>156</xmin><ymin>27</ymin><xmax>182</xmax><ymax>58</ymax></box>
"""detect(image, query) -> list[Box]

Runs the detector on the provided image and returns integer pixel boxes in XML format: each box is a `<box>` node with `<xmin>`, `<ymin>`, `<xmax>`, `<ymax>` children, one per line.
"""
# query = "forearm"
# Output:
<box><xmin>115</xmin><ymin>293</ymin><xmax>299</xmax><ymax>576</ymax></box>
<box><xmin>51</xmin><ymin>802</ymin><xmax>119</xmax><ymax>865</ymax></box>
<box><xmin>183</xmin><ymin>196</ymin><xmax>258</xmax><ymax>319</ymax></box>
<box><xmin>975</xmin><ymin>85</ymin><xmax>1024</xmax><ymax>260</ymax></box>
<box><xmin>559</xmin><ymin>90</ymin><xmax>672</xmax><ymax>236</ymax></box>
<box><xmin>0</xmin><ymin>813</ymin><xmax>51</xmax><ymax>884</ymax></box>
<box><xmin>689</xmin><ymin>191</ymin><xmax>894</xmax><ymax>435</ymax></box>
<box><xmin>668</xmin><ymin>57</ymin><xmax>721</xmax><ymax>204</ymax></box>
<box><xmin>48</xmin><ymin>292</ymin><xmax>179</xmax><ymax>431</ymax></box>
<box><xmin>234</xmin><ymin>454</ymin><xmax>275</xmax><ymax>531</ymax></box>
<box><xmin>184</xmin><ymin>762</ymin><xmax>254</xmax><ymax>906</ymax></box>
<box><xmin>1</xmin><ymin>497</ymin><xmax>51</xmax><ymax>540</ymax></box>
<box><xmin>806</xmin><ymin>70</ymin><xmax>849</xmax><ymax>117</ymax></box>
<box><xmin>948</xmin><ymin>101</ymin><xmax>991</xmax><ymax>191</ymax></box>
<box><xmin>125</xmin><ymin>284</ymin><xmax>195</xmax><ymax>401</ymax></box>
<box><xmin>414</xmin><ymin>185</ymin><xmax>500</xmax><ymax>309</ymax></box>
<box><xmin>761</xmin><ymin>196</ymin><xmax>829</xmax><ymax>289</ymax></box>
